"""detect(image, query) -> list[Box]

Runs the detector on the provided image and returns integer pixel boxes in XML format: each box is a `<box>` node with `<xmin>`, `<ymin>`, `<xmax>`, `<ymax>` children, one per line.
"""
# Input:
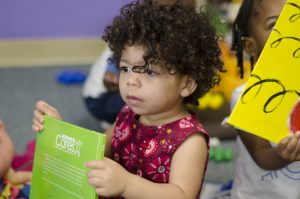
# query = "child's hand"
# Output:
<box><xmin>32</xmin><ymin>100</ymin><xmax>62</xmax><ymax>132</ymax></box>
<box><xmin>276</xmin><ymin>132</ymin><xmax>300</xmax><ymax>161</ymax></box>
<box><xmin>86</xmin><ymin>157</ymin><xmax>130</xmax><ymax>197</ymax></box>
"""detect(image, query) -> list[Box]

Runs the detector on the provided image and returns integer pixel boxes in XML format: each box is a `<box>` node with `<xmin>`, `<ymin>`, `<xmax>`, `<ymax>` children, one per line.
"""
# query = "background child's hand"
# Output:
<box><xmin>276</xmin><ymin>132</ymin><xmax>300</xmax><ymax>161</ymax></box>
<box><xmin>86</xmin><ymin>157</ymin><xmax>130</xmax><ymax>197</ymax></box>
<box><xmin>32</xmin><ymin>100</ymin><xmax>62</xmax><ymax>132</ymax></box>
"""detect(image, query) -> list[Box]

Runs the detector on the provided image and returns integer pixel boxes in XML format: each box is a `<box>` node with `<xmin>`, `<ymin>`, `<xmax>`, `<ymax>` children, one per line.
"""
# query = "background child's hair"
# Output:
<box><xmin>103</xmin><ymin>0</ymin><xmax>224</xmax><ymax>106</ymax></box>
<box><xmin>231</xmin><ymin>0</ymin><xmax>255</xmax><ymax>78</ymax></box>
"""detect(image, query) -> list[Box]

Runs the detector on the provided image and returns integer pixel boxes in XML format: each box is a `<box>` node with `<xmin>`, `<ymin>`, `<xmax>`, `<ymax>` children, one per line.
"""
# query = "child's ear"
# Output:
<box><xmin>180</xmin><ymin>76</ymin><xmax>197</xmax><ymax>97</ymax></box>
<box><xmin>243</xmin><ymin>36</ymin><xmax>258</xmax><ymax>58</ymax></box>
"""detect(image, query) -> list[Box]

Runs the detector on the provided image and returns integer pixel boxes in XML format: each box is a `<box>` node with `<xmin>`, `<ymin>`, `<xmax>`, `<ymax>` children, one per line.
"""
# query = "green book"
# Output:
<box><xmin>30</xmin><ymin>116</ymin><xmax>106</xmax><ymax>199</ymax></box>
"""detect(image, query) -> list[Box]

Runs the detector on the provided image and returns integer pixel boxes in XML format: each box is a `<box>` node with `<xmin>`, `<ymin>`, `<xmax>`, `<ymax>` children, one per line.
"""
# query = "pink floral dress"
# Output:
<box><xmin>111</xmin><ymin>106</ymin><xmax>209</xmax><ymax>191</ymax></box>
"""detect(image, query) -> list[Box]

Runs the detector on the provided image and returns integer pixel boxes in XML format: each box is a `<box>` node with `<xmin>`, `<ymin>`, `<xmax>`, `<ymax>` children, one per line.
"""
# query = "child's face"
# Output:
<box><xmin>247</xmin><ymin>0</ymin><xmax>286</xmax><ymax>60</ymax></box>
<box><xmin>118</xmin><ymin>44</ymin><xmax>192</xmax><ymax>121</ymax></box>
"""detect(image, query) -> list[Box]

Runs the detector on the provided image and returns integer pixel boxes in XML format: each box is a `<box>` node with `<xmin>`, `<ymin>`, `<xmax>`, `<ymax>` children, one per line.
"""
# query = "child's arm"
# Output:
<box><xmin>32</xmin><ymin>100</ymin><xmax>62</xmax><ymax>132</ymax></box>
<box><xmin>238</xmin><ymin>130</ymin><xmax>300</xmax><ymax>170</ymax></box>
<box><xmin>86</xmin><ymin>133</ymin><xmax>208</xmax><ymax>199</ymax></box>
<box><xmin>0</xmin><ymin>120</ymin><xmax>15</xmax><ymax>177</ymax></box>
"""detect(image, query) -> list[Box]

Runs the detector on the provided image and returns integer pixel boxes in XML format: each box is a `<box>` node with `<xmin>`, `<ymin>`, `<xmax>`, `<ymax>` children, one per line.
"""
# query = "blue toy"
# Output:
<box><xmin>56</xmin><ymin>70</ymin><xmax>87</xmax><ymax>85</ymax></box>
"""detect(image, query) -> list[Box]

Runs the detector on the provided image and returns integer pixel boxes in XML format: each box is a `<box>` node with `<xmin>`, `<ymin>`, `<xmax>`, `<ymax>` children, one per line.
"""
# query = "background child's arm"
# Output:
<box><xmin>238</xmin><ymin>130</ymin><xmax>300</xmax><ymax>170</ymax></box>
<box><xmin>5</xmin><ymin>168</ymin><xmax>32</xmax><ymax>185</ymax></box>
<box><xmin>0</xmin><ymin>121</ymin><xmax>15</xmax><ymax>177</ymax></box>
<box><xmin>87</xmin><ymin>133</ymin><xmax>208</xmax><ymax>199</ymax></box>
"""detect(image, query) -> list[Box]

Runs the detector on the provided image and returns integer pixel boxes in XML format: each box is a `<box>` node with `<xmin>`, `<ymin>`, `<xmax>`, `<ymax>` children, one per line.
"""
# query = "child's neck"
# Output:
<box><xmin>138</xmin><ymin>105</ymin><xmax>190</xmax><ymax>127</ymax></box>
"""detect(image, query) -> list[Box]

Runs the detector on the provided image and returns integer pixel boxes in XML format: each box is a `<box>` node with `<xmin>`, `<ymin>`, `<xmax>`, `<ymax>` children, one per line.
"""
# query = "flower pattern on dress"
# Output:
<box><xmin>137</xmin><ymin>169</ymin><xmax>143</xmax><ymax>177</ymax></box>
<box><xmin>179</xmin><ymin>117</ymin><xmax>194</xmax><ymax>129</ymax></box>
<box><xmin>144</xmin><ymin>139</ymin><xmax>158</xmax><ymax>157</ymax></box>
<box><xmin>112</xmin><ymin>122</ymin><xmax>131</xmax><ymax>148</ymax></box>
<box><xmin>114</xmin><ymin>153</ymin><xmax>120</xmax><ymax>161</ymax></box>
<box><xmin>136</xmin><ymin>127</ymin><xmax>143</xmax><ymax>141</ymax></box>
<box><xmin>162</xmin><ymin>139</ymin><xmax>176</xmax><ymax>153</ymax></box>
<box><xmin>122</xmin><ymin>143</ymin><xmax>137</xmax><ymax>169</ymax></box>
<box><xmin>146</xmin><ymin>156</ymin><xmax>170</xmax><ymax>183</ymax></box>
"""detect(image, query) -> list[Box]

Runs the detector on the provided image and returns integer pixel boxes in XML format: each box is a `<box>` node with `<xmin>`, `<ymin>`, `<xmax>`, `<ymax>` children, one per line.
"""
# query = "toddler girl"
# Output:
<box><xmin>32</xmin><ymin>0</ymin><xmax>224</xmax><ymax>198</ymax></box>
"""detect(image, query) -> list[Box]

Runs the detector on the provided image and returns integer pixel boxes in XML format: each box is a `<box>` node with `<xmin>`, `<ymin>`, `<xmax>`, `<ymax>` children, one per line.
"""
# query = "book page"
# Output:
<box><xmin>228</xmin><ymin>0</ymin><xmax>300</xmax><ymax>143</ymax></box>
<box><xmin>30</xmin><ymin>116</ymin><xmax>106</xmax><ymax>199</ymax></box>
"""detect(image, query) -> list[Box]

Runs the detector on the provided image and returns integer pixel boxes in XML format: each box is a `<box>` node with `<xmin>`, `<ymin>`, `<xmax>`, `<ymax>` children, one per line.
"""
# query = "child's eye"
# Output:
<box><xmin>145</xmin><ymin>68</ymin><xmax>157</xmax><ymax>76</ymax></box>
<box><xmin>268</xmin><ymin>21</ymin><xmax>277</xmax><ymax>30</ymax></box>
<box><xmin>120</xmin><ymin>66</ymin><xmax>130</xmax><ymax>72</ymax></box>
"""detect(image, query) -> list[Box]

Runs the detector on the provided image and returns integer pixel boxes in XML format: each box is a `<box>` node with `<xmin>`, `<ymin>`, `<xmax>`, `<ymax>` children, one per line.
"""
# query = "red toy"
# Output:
<box><xmin>289</xmin><ymin>99</ymin><xmax>300</xmax><ymax>133</ymax></box>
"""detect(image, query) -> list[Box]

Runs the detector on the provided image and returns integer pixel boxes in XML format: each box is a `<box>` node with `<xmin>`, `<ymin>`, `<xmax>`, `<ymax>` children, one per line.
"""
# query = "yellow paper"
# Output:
<box><xmin>228</xmin><ymin>0</ymin><xmax>300</xmax><ymax>143</ymax></box>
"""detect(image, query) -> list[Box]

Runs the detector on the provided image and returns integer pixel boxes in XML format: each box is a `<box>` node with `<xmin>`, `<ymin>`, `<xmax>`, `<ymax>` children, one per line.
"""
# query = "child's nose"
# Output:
<box><xmin>126</xmin><ymin>72</ymin><xmax>141</xmax><ymax>87</ymax></box>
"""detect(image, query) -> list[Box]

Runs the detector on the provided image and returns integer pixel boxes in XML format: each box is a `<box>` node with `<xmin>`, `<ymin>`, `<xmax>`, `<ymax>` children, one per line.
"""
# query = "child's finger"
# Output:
<box><xmin>33</xmin><ymin>110</ymin><xmax>44</xmax><ymax>123</ymax></box>
<box><xmin>36</xmin><ymin>101</ymin><xmax>51</xmax><ymax>113</ymax></box>
<box><xmin>85</xmin><ymin>160</ymin><xmax>106</xmax><ymax>169</ymax></box>
<box><xmin>32</xmin><ymin>118</ymin><xmax>43</xmax><ymax>132</ymax></box>
<box><xmin>87</xmin><ymin>169</ymin><xmax>104</xmax><ymax>179</ymax></box>
<box><xmin>32</xmin><ymin>124</ymin><xmax>39</xmax><ymax>132</ymax></box>
<box><xmin>277</xmin><ymin>135</ymin><xmax>292</xmax><ymax>152</ymax></box>
<box><xmin>36</xmin><ymin>100</ymin><xmax>60</xmax><ymax>118</ymax></box>
<box><xmin>282</xmin><ymin>136</ymin><xmax>299</xmax><ymax>159</ymax></box>
<box><xmin>88</xmin><ymin>176</ymin><xmax>103</xmax><ymax>186</ymax></box>
<box><xmin>289</xmin><ymin>137</ymin><xmax>300</xmax><ymax>160</ymax></box>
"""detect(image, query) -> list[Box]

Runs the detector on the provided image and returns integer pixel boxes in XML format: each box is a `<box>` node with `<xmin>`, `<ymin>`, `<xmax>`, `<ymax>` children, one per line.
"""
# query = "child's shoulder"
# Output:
<box><xmin>163</xmin><ymin>114</ymin><xmax>208</xmax><ymax>139</ymax></box>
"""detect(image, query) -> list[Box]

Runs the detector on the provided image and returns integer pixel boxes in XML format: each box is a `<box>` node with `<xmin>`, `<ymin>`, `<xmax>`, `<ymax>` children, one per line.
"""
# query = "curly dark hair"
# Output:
<box><xmin>231</xmin><ymin>0</ymin><xmax>256</xmax><ymax>78</ymax></box>
<box><xmin>102</xmin><ymin>0</ymin><xmax>224</xmax><ymax>105</ymax></box>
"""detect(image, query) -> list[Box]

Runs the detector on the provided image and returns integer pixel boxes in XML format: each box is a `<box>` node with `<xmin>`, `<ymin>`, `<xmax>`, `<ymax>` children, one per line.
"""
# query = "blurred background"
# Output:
<box><xmin>0</xmin><ymin>0</ymin><xmax>133</xmax><ymax>66</ymax></box>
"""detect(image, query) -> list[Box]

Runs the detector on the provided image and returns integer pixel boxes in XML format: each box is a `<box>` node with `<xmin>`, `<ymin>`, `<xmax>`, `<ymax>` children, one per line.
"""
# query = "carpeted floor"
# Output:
<box><xmin>0</xmin><ymin>65</ymin><xmax>102</xmax><ymax>153</ymax></box>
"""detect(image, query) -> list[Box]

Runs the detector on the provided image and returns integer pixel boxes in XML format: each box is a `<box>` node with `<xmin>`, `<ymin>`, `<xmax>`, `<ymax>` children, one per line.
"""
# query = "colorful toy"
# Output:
<box><xmin>56</xmin><ymin>70</ymin><xmax>87</xmax><ymax>85</ymax></box>
<box><xmin>289</xmin><ymin>99</ymin><xmax>300</xmax><ymax>133</ymax></box>
<box><xmin>209</xmin><ymin>146</ymin><xmax>233</xmax><ymax>162</ymax></box>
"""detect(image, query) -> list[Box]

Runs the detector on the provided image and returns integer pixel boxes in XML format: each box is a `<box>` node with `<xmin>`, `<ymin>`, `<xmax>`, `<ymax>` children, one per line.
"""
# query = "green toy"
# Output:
<box><xmin>209</xmin><ymin>147</ymin><xmax>233</xmax><ymax>162</ymax></box>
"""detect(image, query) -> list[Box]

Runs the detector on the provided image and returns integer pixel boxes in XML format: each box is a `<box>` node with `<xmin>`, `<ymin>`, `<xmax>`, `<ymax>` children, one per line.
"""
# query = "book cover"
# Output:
<box><xmin>30</xmin><ymin>116</ymin><xmax>106</xmax><ymax>199</ymax></box>
<box><xmin>228</xmin><ymin>0</ymin><xmax>300</xmax><ymax>144</ymax></box>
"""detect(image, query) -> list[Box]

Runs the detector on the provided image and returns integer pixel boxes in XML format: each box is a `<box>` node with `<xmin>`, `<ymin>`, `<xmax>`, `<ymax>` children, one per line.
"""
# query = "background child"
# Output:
<box><xmin>0</xmin><ymin>120</ymin><xmax>32</xmax><ymax>198</ymax></box>
<box><xmin>0</xmin><ymin>120</ymin><xmax>32</xmax><ymax>184</ymax></box>
<box><xmin>230</xmin><ymin>0</ymin><xmax>300</xmax><ymax>198</ymax></box>
<box><xmin>0</xmin><ymin>120</ymin><xmax>14</xmax><ymax>178</ymax></box>
<box><xmin>82</xmin><ymin>47</ymin><xmax>124</xmax><ymax>127</ymax></box>
<box><xmin>32</xmin><ymin>0</ymin><xmax>225</xmax><ymax>198</ymax></box>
